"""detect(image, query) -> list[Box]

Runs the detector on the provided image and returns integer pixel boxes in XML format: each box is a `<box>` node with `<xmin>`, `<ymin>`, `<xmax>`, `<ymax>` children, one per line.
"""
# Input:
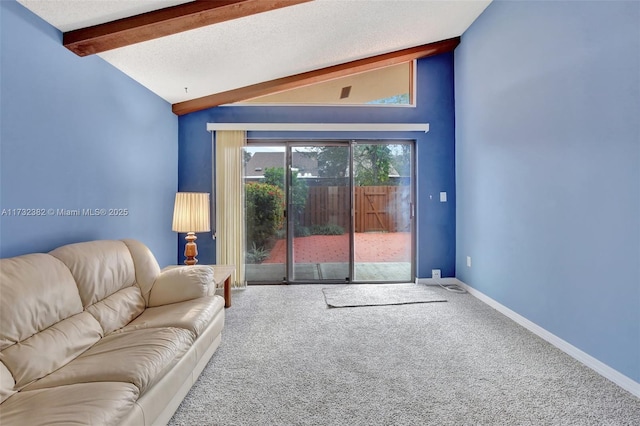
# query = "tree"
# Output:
<box><xmin>390</xmin><ymin>144</ymin><xmax>411</xmax><ymax>180</ymax></box>
<box><xmin>353</xmin><ymin>144</ymin><xmax>392</xmax><ymax>186</ymax></box>
<box><xmin>367</xmin><ymin>93</ymin><xmax>410</xmax><ymax>105</ymax></box>
<box><xmin>263</xmin><ymin>166</ymin><xmax>284</xmax><ymax>188</ymax></box>
<box><xmin>315</xmin><ymin>146</ymin><xmax>349</xmax><ymax>179</ymax></box>
<box><xmin>312</xmin><ymin>144</ymin><xmax>394</xmax><ymax>186</ymax></box>
<box><xmin>263</xmin><ymin>167</ymin><xmax>308</xmax><ymax>207</ymax></box>
<box><xmin>243</xmin><ymin>150</ymin><xmax>253</xmax><ymax>166</ymax></box>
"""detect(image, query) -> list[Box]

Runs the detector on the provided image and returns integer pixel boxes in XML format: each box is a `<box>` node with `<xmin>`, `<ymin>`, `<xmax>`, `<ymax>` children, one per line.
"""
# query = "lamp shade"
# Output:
<box><xmin>172</xmin><ymin>192</ymin><xmax>211</xmax><ymax>233</ymax></box>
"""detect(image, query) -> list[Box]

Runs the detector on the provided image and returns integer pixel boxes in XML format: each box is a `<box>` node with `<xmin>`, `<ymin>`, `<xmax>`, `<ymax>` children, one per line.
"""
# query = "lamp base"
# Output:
<box><xmin>183</xmin><ymin>232</ymin><xmax>199</xmax><ymax>265</ymax></box>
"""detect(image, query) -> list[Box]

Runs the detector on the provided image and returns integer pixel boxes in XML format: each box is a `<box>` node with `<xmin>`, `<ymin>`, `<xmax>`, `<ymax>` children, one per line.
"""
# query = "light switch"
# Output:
<box><xmin>440</xmin><ymin>192</ymin><xmax>447</xmax><ymax>202</ymax></box>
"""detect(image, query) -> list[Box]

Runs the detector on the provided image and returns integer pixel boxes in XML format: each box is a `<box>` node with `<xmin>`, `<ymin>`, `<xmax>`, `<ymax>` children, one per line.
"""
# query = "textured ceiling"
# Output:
<box><xmin>18</xmin><ymin>0</ymin><xmax>491</xmax><ymax>105</ymax></box>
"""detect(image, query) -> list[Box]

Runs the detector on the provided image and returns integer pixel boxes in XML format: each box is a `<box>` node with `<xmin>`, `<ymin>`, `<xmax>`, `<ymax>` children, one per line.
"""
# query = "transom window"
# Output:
<box><xmin>234</xmin><ymin>61</ymin><xmax>414</xmax><ymax>107</ymax></box>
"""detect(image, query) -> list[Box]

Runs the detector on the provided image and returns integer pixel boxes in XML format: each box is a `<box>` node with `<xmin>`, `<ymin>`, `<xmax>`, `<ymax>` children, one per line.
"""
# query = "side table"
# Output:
<box><xmin>209</xmin><ymin>265</ymin><xmax>235</xmax><ymax>308</ymax></box>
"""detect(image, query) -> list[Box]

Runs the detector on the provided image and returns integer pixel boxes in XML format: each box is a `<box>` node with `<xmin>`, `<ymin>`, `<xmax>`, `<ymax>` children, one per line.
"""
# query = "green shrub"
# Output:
<box><xmin>245</xmin><ymin>182</ymin><xmax>284</xmax><ymax>249</ymax></box>
<box><xmin>294</xmin><ymin>224</ymin><xmax>311</xmax><ymax>237</ymax></box>
<box><xmin>310</xmin><ymin>224</ymin><xmax>345</xmax><ymax>235</ymax></box>
<box><xmin>246</xmin><ymin>242</ymin><xmax>270</xmax><ymax>264</ymax></box>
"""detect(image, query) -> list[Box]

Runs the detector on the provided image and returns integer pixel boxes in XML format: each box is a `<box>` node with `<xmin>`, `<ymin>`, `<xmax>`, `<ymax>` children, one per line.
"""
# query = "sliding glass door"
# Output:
<box><xmin>352</xmin><ymin>142</ymin><xmax>413</xmax><ymax>282</ymax></box>
<box><xmin>290</xmin><ymin>144</ymin><xmax>351</xmax><ymax>282</ymax></box>
<box><xmin>244</xmin><ymin>140</ymin><xmax>414</xmax><ymax>284</ymax></box>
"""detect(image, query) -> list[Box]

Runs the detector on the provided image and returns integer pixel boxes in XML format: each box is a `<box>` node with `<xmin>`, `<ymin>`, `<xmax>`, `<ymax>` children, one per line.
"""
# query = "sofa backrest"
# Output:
<box><xmin>122</xmin><ymin>239</ymin><xmax>162</xmax><ymax>305</ymax></box>
<box><xmin>0</xmin><ymin>253</ymin><xmax>103</xmax><ymax>400</ymax></box>
<box><xmin>0</xmin><ymin>239</ymin><xmax>161</xmax><ymax>401</ymax></box>
<box><xmin>49</xmin><ymin>240</ymin><xmax>148</xmax><ymax>336</ymax></box>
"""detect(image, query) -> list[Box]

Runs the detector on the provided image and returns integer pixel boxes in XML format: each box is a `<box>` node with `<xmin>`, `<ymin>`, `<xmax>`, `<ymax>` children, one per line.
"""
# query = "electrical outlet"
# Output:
<box><xmin>466</xmin><ymin>256</ymin><xmax>472</xmax><ymax>267</ymax></box>
<box><xmin>432</xmin><ymin>269</ymin><xmax>441</xmax><ymax>279</ymax></box>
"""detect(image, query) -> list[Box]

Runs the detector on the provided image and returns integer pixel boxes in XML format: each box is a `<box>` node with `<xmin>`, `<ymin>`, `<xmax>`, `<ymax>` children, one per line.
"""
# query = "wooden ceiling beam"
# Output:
<box><xmin>172</xmin><ymin>37</ymin><xmax>460</xmax><ymax>115</ymax></box>
<box><xmin>64</xmin><ymin>0</ymin><xmax>313</xmax><ymax>57</ymax></box>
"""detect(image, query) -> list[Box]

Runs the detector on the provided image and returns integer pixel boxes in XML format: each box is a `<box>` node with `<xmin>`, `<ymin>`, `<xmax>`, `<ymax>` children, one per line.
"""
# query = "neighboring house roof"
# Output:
<box><xmin>245</xmin><ymin>152</ymin><xmax>318</xmax><ymax>178</ymax></box>
<box><xmin>245</xmin><ymin>150</ymin><xmax>406</xmax><ymax>179</ymax></box>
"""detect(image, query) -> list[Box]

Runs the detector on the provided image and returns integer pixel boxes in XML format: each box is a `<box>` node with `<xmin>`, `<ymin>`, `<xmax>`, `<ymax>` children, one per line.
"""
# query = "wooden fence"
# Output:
<box><xmin>298</xmin><ymin>186</ymin><xmax>411</xmax><ymax>233</ymax></box>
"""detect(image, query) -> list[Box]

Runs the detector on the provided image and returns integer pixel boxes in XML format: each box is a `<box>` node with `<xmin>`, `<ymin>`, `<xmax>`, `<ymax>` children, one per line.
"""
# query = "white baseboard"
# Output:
<box><xmin>448</xmin><ymin>278</ymin><xmax>640</xmax><ymax>399</ymax></box>
<box><xmin>416</xmin><ymin>277</ymin><xmax>461</xmax><ymax>286</ymax></box>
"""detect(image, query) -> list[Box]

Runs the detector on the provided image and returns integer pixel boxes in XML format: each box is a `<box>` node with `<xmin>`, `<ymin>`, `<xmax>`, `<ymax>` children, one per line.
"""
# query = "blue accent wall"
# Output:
<box><xmin>178</xmin><ymin>54</ymin><xmax>456</xmax><ymax>277</ymax></box>
<box><xmin>0</xmin><ymin>1</ymin><xmax>178</xmax><ymax>266</ymax></box>
<box><xmin>455</xmin><ymin>1</ymin><xmax>640</xmax><ymax>382</ymax></box>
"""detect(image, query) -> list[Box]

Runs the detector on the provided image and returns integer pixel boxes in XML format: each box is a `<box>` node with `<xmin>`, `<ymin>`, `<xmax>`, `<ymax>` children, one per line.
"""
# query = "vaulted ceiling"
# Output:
<box><xmin>18</xmin><ymin>0</ymin><xmax>491</xmax><ymax>115</ymax></box>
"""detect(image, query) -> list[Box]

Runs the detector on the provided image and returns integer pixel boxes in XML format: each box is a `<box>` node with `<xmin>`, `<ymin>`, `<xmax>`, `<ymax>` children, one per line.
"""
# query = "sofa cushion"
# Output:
<box><xmin>149</xmin><ymin>266</ymin><xmax>215</xmax><ymax>307</ymax></box>
<box><xmin>0</xmin><ymin>253</ymin><xmax>100</xmax><ymax>391</ymax></box>
<box><xmin>0</xmin><ymin>381</ymin><xmax>139</xmax><ymax>426</ymax></box>
<box><xmin>24</xmin><ymin>327</ymin><xmax>194</xmax><ymax>394</ymax></box>
<box><xmin>0</xmin><ymin>312</ymin><xmax>103</xmax><ymax>389</ymax></box>
<box><xmin>50</xmin><ymin>240</ymin><xmax>146</xmax><ymax>332</ymax></box>
<box><xmin>0</xmin><ymin>362</ymin><xmax>15</xmax><ymax>404</ymax></box>
<box><xmin>49</xmin><ymin>240</ymin><xmax>136</xmax><ymax>309</ymax></box>
<box><xmin>86</xmin><ymin>287</ymin><xmax>146</xmax><ymax>335</ymax></box>
<box><xmin>118</xmin><ymin>295</ymin><xmax>225</xmax><ymax>338</ymax></box>
<box><xmin>0</xmin><ymin>253</ymin><xmax>84</xmax><ymax>351</ymax></box>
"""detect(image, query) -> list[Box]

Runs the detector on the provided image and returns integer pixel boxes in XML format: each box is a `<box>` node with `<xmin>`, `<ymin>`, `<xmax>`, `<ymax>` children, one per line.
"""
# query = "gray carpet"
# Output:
<box><xmin>170</xmin><ymin>285</ymin><xmax>640</xmax><ymax>426</ymax></box>
<box><xmin>322</xmin><ymin>283</ymin><xmax>446</xmax><ymax>308</ymax></box>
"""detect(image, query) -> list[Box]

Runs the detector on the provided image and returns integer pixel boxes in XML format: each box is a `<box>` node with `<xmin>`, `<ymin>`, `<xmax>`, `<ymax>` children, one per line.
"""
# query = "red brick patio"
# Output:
<box><xmin>263</xmin><ymin>232</ymin><xmax>411</xmax><ymax>263</ymax></box>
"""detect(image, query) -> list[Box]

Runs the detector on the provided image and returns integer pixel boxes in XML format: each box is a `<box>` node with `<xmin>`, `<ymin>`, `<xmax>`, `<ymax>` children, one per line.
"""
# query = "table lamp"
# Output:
<box><xmin>172</xmin><ymin>192</ymin><xmax>211</xmax><ymax>265</ymax></box>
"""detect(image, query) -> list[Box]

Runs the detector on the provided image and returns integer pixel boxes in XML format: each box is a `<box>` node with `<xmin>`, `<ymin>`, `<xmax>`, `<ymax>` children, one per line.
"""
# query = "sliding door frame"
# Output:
<box><xmin>245</xmin><ymin>138</ymin><xmax>416</xmax><ymax>285</ymax></box>
<box><xmin>287</xmin><ymin>141</ymin><xmax>353</xmax><ymax>284</ymax></box>
<box><xmin>350</xmin><ymin>139</ymin><xmax>416</xmax><ymax>283</ymax></box>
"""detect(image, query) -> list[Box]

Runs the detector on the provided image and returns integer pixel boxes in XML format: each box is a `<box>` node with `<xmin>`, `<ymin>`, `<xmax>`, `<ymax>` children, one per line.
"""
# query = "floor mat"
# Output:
<box><xmin>322</xmin><ymin>284</ymin><xmax>447</xmax><ymax>308</ymax></box>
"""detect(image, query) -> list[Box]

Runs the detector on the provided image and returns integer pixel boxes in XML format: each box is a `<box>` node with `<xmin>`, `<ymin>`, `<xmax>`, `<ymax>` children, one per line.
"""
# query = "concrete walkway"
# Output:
<box><xmin>246</xmin><ymin>262</ymin><xmax>412</xmax><ymax>283</ymax></box>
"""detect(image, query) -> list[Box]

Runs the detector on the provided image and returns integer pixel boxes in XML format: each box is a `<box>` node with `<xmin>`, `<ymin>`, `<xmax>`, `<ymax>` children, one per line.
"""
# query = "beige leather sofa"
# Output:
<box><xmin>0</xmin><ymin>239</ymin><xmax>225</xmax><ymax>425</ymax></box>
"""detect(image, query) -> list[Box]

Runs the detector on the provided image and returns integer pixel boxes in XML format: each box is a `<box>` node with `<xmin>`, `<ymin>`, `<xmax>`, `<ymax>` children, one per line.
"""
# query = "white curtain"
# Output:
<box><xmin>215</xmin><ymin>130</ymin><xmax>246</xmax><ymax>288</ymax></box>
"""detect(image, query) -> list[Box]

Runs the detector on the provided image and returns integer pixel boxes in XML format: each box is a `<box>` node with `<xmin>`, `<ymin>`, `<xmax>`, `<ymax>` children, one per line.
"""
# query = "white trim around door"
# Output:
<box><xmin>206</xmin><ymin>123</ymin><xmax>429</xmax><ymax>132</ymax></box>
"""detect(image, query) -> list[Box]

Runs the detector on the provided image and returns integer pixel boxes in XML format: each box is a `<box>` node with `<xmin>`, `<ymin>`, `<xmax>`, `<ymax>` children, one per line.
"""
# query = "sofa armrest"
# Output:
<box><xmin>148</xmin><ymin>266</ymin><xmax>214</xmax><ymax>307</ymax></box>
